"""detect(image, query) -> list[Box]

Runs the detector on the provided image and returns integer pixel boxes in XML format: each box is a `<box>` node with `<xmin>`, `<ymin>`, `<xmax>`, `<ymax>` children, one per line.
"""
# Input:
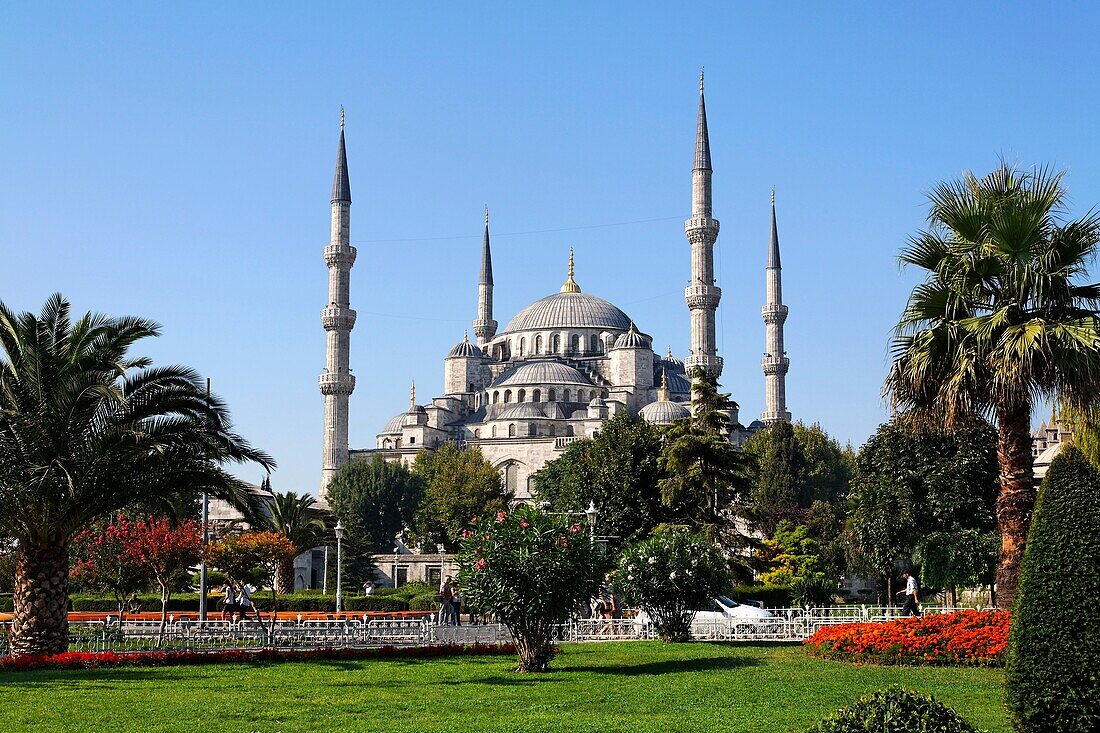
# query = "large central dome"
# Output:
<box><xmin>501</xmin><ymin>292</ymin><xmax>633</xmax><ymax>334</ymax></box>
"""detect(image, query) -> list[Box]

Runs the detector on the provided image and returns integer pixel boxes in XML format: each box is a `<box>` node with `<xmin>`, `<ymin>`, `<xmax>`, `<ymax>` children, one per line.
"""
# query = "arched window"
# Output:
<box><xmin>533</xmin><ymin>389</ymin><xmax>541</xmax><ymax>403</ymax></box>
<box><xmin>508</xmin><ymin>423</ymin><xmax>516</xmax><ymax>438</ymax></box>
<box><xmin>549</xmin><ymin>423</ymin><xmax>556</xmax><ymax>437</ymax></box>
<box><xmin>563</xmin><ymin>388</ymin><xmax>571</xmax><ymax>402</ymax></box>
<box><xmin>383</xmin><ymin>438</ymin><xmax>392</xmax><ymax>449</ymax></box>
<box><xmin>590</xmin><ymin>390</ymin><xmax>597</xmax><ymax>401</ymax></box>
<box><xmin>565</xmin><ymin>425</ymin><xmax>574</xmax><ymax>437</ymax></box>
<box><xmin>552</xmin><ymin>334</ymin><xmax>561</xmax><ymax>353</ymax></box>
<box><xmin>518</xmin><ymin>389</ymin><xmax>526</xmax><ymax>403</ymax></box>
<box><xmin>591</xmin><ymin>335</ymin><xmax>599</xmax><ymax>353</ymax></box>
<box><xmin>504</xmin><ymin>389</ymin><xmax>512</xmax><ymax>403</ymax></box>
<box><xmin>571</xmin><ymin>334</ymin><xmax>580</xmax><ymax>353</ymax></box>
<box><xmin>492</xmin><ymin>391</ymin><xmax>499</xmax><ymax>404</ymax></box>
<box><xmin>491</xmin><ymin>424</ymin><xmax>497</xmax><ymax>438</ymax></box>
<box><xmin>474</xmin><ymin>429</ymin><xmax>480</xmax><ymax>438</ymax></box>
<box><xmin>519</xmin><ymin>337</ymin><xmax>526</xmax><ymax>356</ymax></box>
<box><xmin>548</xmin><ymin>388</ymin><xmax>556</xmax><ymax>402</ymax></box>
<box><xmin>535</xmin><ymin>335</ymin><xmax>542</xmax><ymax>354</ymax></box>
<box><xmin>503</xmin><ymin>462</ymin><xmax>518</xmax><ymax>493</ymax></box>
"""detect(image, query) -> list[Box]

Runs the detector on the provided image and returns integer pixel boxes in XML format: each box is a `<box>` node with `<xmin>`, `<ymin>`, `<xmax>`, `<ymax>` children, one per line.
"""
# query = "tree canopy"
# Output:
<box><xmin>410</xmin><ymin>443</ymin><xmax>511</xmax><ymax>552</ymax></box>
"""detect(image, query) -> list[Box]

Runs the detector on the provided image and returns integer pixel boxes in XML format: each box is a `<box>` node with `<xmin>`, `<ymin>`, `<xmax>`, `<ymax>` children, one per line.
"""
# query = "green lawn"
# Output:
<box><xmin>0</xmin><ymin>643</ymin><xmax>1008</xmax><ymax>733</ymax></box>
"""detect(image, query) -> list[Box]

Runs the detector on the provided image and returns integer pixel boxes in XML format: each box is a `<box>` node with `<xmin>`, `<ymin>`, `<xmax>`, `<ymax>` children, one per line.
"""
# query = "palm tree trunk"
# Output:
<box><xmin>995</xmin><ymin>402</ymin><xmax>1037</xmax><ymax>611</ymax></box>
<box><xmin>276</xmin><ymin>560</ymin><xmax>295</xmax><ymax>595</ymax></box>
<box><xmin>10</xmin><ymin>542</ymin><xmax>70</xmax><ymax>657</ymax></box>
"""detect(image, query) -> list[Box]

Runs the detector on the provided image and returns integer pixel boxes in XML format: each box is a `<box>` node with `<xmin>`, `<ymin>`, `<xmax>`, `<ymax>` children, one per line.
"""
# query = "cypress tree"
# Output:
<box><xmin>1006</xmin><ymin>445</ymin><xmax>1100</xmax><ymax>732</ymax></box>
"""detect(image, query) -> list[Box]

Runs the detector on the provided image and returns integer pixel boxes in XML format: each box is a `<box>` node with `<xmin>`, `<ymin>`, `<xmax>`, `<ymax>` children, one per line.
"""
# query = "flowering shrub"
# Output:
<box><xmin>803</xmin><ymin>610</ymin><xmax>1009</xmax><ymax>667</ymax></box>
<box><xmin>457</xmin><ymin>505</ymin><xmax>603</xmax><ymax>672</ymax></box>
<box><xmin>0</xmin><ymin>643</ymin><xmax>516</xmax><ymax>673</ymax></box>
<box><xmin>615</xmin><ymin>530</ymin><xmax>729</xmax><ymax>642</ymax></box>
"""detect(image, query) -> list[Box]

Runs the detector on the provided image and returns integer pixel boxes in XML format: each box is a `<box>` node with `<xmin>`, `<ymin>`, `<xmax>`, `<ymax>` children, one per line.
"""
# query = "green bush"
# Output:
<box><xmin>408</xmin><ymin>593</ymin><xmax>439</xmax><ymax>612</ymax></box>
<box><xmin>808</xmin><ymin>687</ymin><xmax>979</xmax><ymax>732</ymax></box>
<box><xmin>790</xmin><ymin>576</ymin><xmax>836</xmax><ymax>607</ymax></box>
<box><xmin>0</xmin><ymin>595</ymin><xmax>12</xmax><ymax>612</ymax></box>
<box><xmin>729</xmin><ymin>584</ymin><xmax>792</xmax><ymax>608</ymax></box>
<box><xmin>344</xmin><ymin>596</ymin><xmax>407</xmax><ymax>612</ymax></box>
<box><xmin>189</xmin><ymin>570</ymin><xmax>227</xmax><ymax>588</ymax></box>
<box><xmin>1006</xmin><ymin>446</ymin><xmax>1100</xmax><ymax>732</ymax></box>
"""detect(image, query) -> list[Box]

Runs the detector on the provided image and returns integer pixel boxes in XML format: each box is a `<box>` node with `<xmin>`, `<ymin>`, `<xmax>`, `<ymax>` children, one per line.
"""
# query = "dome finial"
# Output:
<box><xmin>629</xmin><ymin>321</ymin><xmax>637</xmax><ymax>333</ymax></box>
<box><xmin>463</xmin><ymin>330</ymin><xmax>469</xmax><ymax>343</ymax></box>
<box><xmin>667</xmin><ymin>345</ymin><xmax>673</xmax><ymax>360</ymax></box>
<box><xmin>560</xmin><ymin>247</ymin><xmax>581</xmax><ymax>293</ymax></box>
<box><xmin>659</xmin><ymin>368</ymin><xmax>670</xmax><ymax>401</ymax></box>
<box><xmin>410</xmin><ymin>380</ymin><xmax>416</xmax><ymax>408</ymax></box>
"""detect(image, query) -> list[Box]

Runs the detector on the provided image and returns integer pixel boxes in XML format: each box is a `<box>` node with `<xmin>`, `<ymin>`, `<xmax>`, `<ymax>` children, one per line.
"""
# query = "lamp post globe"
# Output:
<box><xmin>585</xmin><ymin>501</ymin><xmax>598</xmax><ymax>540</ymax></box>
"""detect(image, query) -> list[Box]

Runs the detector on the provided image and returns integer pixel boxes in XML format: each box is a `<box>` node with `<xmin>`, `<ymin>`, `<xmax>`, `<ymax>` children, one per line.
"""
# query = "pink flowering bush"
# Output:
<box><xmin>457</xmin><ymin>505</ymin><xmax>604</xmax><ymax>672</ymax></box>
<box><xmin>616</xmin><ymin>530</ymin><xmax>729</xmax><ymax>642</ymax></box>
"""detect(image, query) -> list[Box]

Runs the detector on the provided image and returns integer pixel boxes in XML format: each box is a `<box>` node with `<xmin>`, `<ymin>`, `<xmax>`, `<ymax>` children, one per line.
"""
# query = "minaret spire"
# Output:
<box><xmin>684</xmin><ymin>71</ymin><xmax>722</xmax><ymax>382</ymax></box>
<box><xmin>472</xmin><ymin>207</ymin><xmax>497</xmax><ymax>346</ymax></box>
<box><xmin>320</xmin><ymin>110</ymin><xmax>358</xmax><ymax>493</ymax></box>
<box><xmin>761</xmin><ymin>188</ymin><xmax>791</xmax><ymax>424</ymax></box>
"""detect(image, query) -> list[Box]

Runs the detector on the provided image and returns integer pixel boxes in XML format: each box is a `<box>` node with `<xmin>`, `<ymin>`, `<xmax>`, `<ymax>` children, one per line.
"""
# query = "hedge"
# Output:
<box><xmin>1006</xmin><ymin>446</ymin><xmax>1100</xmax><ymax>733</ymax></box>
<box><xmin>64</xmin><ymin>593</ymin><xmax>408</xmax><ymax>613</ymax></box>
<box><xmin>408</xmin><ymin>593</ymin><xmax>441</xmax><ymax>612</ymax></box>
<box><xmin>729</xmin><ymin>584</ymin><xmax>793</xmax><ymax>608</ymax></box>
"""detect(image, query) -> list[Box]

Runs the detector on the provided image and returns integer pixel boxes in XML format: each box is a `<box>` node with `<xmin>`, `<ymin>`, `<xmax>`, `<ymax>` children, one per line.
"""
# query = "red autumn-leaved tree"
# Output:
<box><xmin>128</xmin><ymin>517</ymin><xmax>203</xmax><ymax>644</ymax></box>
<box><xmin>207</xmin><ymin>531</ymin><xmax>297</xmax><ymax>637</ymax></box>
<box><xmin>70</xmin><ymin>515</ymin><xmax>152</xmax><ymax>619</ymax></box>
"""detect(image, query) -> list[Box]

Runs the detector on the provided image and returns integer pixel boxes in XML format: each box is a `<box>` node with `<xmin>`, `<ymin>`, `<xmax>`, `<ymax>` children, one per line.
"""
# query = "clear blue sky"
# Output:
<box><xmin>3</xmin><ymin>3</ymin><xmax>1098</xmax><ymax>494</ymax></box>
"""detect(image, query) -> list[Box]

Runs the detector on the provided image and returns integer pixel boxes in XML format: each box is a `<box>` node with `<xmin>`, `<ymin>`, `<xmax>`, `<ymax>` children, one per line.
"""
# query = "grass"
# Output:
<box><xmin>0</xmin><ymin>642</ymin><xmax>1008</xmax><ymax>732</ymax></box>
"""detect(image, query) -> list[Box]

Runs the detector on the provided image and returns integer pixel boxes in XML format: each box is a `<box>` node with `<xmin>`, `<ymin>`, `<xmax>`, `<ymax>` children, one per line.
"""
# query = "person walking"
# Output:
<box><xmin>238</xmin><ymin>582</ymin><xmax>260</xmax><ymax>623</ymax></box>
<box><xmin>221</xmin><ymin>582</ymin><xmax>237</xmax><ymax>622</ymax></box>
<box><xmin>438</xmin><ymin>575</ymin><xmax>454</xmax><ymax>625</ymax></box>
<box><xmin>899</xmin><ymin>569</ymin><xmax>921</xmax><ymax>617</ymax></box>
<box><xmin>451</xmin><ymin>587</ymin><xmax>462</xmax><ymax>627</ymax></box>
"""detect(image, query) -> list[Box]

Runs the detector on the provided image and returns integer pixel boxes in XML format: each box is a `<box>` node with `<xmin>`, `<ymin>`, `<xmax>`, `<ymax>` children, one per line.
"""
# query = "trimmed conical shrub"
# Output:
<box><xmin>1006</xmin><ymin>445</ymin><xmax>1100</xmax><ymax>732</ymax></box>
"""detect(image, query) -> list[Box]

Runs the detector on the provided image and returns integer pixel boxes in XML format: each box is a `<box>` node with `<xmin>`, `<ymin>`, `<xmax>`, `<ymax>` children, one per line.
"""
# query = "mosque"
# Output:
<box><xmin>318</xmin><ymin>76</ymin><xmax>792</xmax><ymax>502</ymax></box>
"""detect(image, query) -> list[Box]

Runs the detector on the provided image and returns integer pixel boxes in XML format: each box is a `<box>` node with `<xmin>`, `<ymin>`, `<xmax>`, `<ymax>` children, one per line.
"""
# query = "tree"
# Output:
<box><xmin>208</xmin><ymin>531</ymin><xmax>298</xmax><ymax>636</ymax></box>
<box><xmin>128</xmin><ymin>517</ymin><xmax>203</xmax><ymax>644</ymax></box>
<box><xmin>616</xmin><ymin>530</ymin><xmax>729</xmax><ymax>642</ymax></box>
<box><xmin>0</xmin><ymin>295</ymin><xmax>271</xmax><ymax>656</ymax></box>
<box><xmin>886</xmin><ymin>164</ymin><xmax>1100</xmax><ymax>609</ymax></box>
<box><xmin>1007</xmin><ymin>446</ymin><xmax>1100</xmax><ymax>732</ymax></box>
<box><xmin>457</xmin><ymin>506</ymin><xmax>603</xmax><ymax>672</ymax></box>
<box><xmin>756</xmin><ymin>520</ymin><xmax>826</xmax><ymax>586</ymax></box>
<box><xmin>69</xmin><ymin>515</ymin><xmax>151</xmax><ymax>619</ymax></box>
<box><xmin>411</xmin><ymin>443</ymin><xmax>511</xmax><ymax>552</ymax></box>
<box><xmin>658</xmin><ymin>367</ymin><xmax>755</xmax><ymax>549</ymax></box>
<box><xmin>325</xmin><ymin>455</ymin><xmax>422</xmax><ymax>589</ymax></box>
<box><xmin>745</xmin><ymin>421</ymin><xmax>805</xmax><ymax>522</ymax></box>
<box><xmin>533</xmin><ymin>413</ymin><xmax>665</xmax><ymax>552</ymax></box>
<box><xmin>794</xmin><ymin>423</ymin><xmax>854</xmax><ymax>506</ymax></box>
<box><xmin>257</xmin><ymin>483</ymin><xmax>330</xmax><ymax>593</ymax></box>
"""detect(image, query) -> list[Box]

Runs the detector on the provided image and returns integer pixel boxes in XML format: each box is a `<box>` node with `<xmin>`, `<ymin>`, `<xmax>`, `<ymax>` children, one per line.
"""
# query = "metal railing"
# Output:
<box><xmin>0</xmin><ymin>605</ymin><xmax>978</xmax><ymax>657</ymax></box>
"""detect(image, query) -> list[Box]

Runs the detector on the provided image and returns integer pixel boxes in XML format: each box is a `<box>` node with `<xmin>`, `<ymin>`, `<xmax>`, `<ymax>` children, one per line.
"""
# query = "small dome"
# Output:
<box><xmin>639</xmin><ymin>400</ymin><xmax>691</xmax><ymax>425</ymax></box>
<box><xmin>588</xmin><ymin>397</ymin><xmax>606</xmax><ymax>407</ymax></box>
<box><xmin>493</xmin><ymin>361</ymin><xmax>593</xmax><ymax>388</ymax></box>
<box><xmin>408</xmin><ymin>404</ymin><xmax>427</xmax><ymax>414</ymax></box>
<box><xmin>498</xmin><ymin>404</ymin><xmax>546</xmax><ymax>420</ymax></box>
<box><xmin>663</xmin><ymin>347</ymin><xmax>684</xmax><ymax>368</ymax></box>
<box><xmin>611</xmin><ymin>322</ymin><xmax>649</xmax><ymax>350</ymax></box>
<box><xmin>447</xmin><ymin>332</ymin><xmax>482</xmax><ymax>359</ymax></box>
<box><xmin>379</xmin><ymin>412</ymin><xmax>406</xmax><ymax>435</ymax></box>
<box><xmin>748</xmin><ymin>419</ymin><xmax>766</xmax><ymax>429</ymax></box>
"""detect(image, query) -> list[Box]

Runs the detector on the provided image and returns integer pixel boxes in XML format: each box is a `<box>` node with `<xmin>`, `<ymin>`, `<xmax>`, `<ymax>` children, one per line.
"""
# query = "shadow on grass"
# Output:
<box><xmin>565</xmin><ymin>654</ymin><xmax>762</xmax><ymax>676</ymax></box>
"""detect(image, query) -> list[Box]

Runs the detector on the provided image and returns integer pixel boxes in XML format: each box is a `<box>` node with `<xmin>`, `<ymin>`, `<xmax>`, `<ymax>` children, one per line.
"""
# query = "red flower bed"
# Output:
<box><xmin>0</xmin><ymin>643</ymin><xmax>516</xmax><ymax>673</ymax></box>
<box><xmin>803</xmin><ymin>610</ymin><xmax>1009</xmax><ymax>667</ymax></box>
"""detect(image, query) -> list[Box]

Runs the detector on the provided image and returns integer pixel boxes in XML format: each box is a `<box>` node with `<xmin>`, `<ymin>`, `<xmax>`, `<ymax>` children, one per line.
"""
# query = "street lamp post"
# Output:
<box><xmin>198</xmin><ymin>378</ymin><xmax>212</xmax><ymax>622</ymax></box>
<box><xmin>322</xmin><ymin>545</ymin><xmax>329</xmax><ymax>595</ymax></box>
<box><xmin>585</xmin><ymin>500</ymin><xmax>598</xmax><ymax>541</ymax></box>
<box><xmin>334</xmin><ymin>521</ymin><xmax>345</xmax><ymax>613</ymax></box>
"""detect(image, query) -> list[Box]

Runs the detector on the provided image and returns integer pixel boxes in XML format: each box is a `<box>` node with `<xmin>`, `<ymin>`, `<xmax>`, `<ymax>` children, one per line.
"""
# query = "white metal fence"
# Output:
<box><xmin>0</xmin><ymin>605</ymin><xmax>974</xmax><ymax>657</ymax></box>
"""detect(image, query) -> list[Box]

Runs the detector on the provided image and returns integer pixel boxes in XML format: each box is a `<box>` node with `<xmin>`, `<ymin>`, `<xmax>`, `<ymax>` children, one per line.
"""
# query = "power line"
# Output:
<box><xmin>350</xmin><ymin>215</ymin><xmax>683</xmax><ymax>244</ymax></box>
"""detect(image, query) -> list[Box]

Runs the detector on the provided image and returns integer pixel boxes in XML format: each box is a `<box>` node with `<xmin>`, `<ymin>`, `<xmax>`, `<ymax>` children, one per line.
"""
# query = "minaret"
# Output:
<box><xmin>761</xmin><ymin>188</ymin><xmax>791</xmax><ymax>424</ymax></box>
<box><xmin>472</xmin><ymin>207</ymin><xmax>497</xmax><ymax>346</ymax></box>
<box><xmin>319</xmin><ymin>109</ymin><xmax>357</xmax><ymax>492</ymax></box>
<box><xmin>684</xmin><ymin>70</ymin><xmax>723</xmax><ymax>381</ymax></box>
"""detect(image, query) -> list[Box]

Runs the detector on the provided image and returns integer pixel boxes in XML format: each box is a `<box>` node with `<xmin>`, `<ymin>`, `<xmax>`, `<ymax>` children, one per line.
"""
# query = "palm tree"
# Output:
<box><xmin>886</xmin><ymin>164</ymin><xmax>1100</xmax><ymax>609</ymax></box>
<box><xmin>0</xmin><ymin>295</ymin><xmax>272</xmax><ymax>656</ymax></box>
<box><xmin>259</xmin><ymin>484</ymin><xmax>330</xmax><ymax>593</ymax></box>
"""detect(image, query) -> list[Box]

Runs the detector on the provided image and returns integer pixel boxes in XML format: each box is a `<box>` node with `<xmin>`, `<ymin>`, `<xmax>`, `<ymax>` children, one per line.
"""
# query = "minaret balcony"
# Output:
<box><xmin>323</xmin><ymin>244</ymin><xmax>358</xmax><ymax>268</ymax></box>
<box><xmin>761</xmin><ymin>304</ymin><xmax>789</xmax><ymax>324</ymax></box>
<box><xmin>684</xmin><ymin>284</ymin><xmax>722</xmax><ymax>310</ymax></box>
<box><xmin>321</xmin><ymin>306</ymin><xmax>357</xmax><ymax>332</ymax></box>
<box><xmin>318</xmin><ymin>371</ymin><xmax>356</xmax><ymax>395</ymax></box>
<box><xmin>684</xmin><ymin>353</ymin><xmax>723</xmax><ymax>377</ymax></box>
<box><xmin>760</xmin><ymin>411</ymin><xmax>792</xmax><ymax>424</ymax></box>
<box><xmin>761</xmin><ymin>356</ymin><xmax>790</xmax><ymax>375</ymax></box>
<box><xmin>684</xmin><ymin>218</ymin><xmax>720</xmax><ymax>244</ymax></box>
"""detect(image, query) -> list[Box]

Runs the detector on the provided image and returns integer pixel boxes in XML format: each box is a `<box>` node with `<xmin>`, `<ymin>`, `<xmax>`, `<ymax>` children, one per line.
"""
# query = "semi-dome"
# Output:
<box><xmin>447</xmin><ymin>332</ymin><xmax>482</xmax><ymax>358</ymax></box>
<box><xmin>611</xmin><ymin>322</ymin><xmax>649</xmax><ymax>350</ymax></box>
<box><xmin>639</xmin><ymin>400</ymin><xmax>691</xmax><ymax>425</ymax></box>
<box><xmin>497</xmin><ymin>404</ymin><xmax>546</xmax><ymax>420</ymax></box>
<box><xmin>493</xmin><ymin>361</ymin><xmax>593</xmax><ymax>387</ymax></box>
<box><xmin>379</xmin><ymin>412</ymin><xmax>406</xmax><ymax>435</ymax></box>
<box><xmin>500</xmin><ymin>292</ymin><xmax>633</xmax><ymax>335</ymax></box>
